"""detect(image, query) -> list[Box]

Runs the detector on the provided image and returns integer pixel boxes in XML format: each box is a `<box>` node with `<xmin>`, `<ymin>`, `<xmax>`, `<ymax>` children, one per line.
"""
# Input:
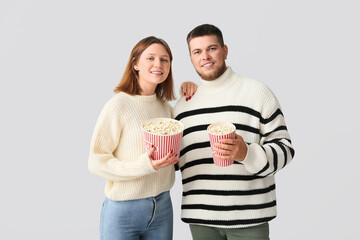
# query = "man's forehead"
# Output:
<box><xmin>189</xmin><ymin>35</ymin><xmax>220</xmax><ymax>50</ymax></box>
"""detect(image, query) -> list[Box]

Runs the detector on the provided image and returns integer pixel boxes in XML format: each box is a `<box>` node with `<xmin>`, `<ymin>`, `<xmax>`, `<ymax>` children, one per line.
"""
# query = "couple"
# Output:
<box><xmin>88</xmin><ymin>24</ymin><xmax>295</xmax><ymax>240</ymax></box>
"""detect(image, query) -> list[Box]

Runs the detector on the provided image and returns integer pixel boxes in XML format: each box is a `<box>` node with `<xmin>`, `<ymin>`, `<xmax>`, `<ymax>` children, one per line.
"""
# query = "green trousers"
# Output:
<box><xmin>189</xmin><ymin>223</ymin><xmax>270</xmax><ymax>240</ymax></box>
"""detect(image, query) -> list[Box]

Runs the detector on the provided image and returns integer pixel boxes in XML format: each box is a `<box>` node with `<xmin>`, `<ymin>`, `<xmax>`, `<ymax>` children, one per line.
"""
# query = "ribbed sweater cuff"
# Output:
<box><xmin>242</xmin><ymin>143</ymin><xmax>267</xmax><ymax>173</ymax></box>
<box><xmin>139</xmin><ymin>152</ymin><xmax>157</xmax><ymax>173</ymax></box>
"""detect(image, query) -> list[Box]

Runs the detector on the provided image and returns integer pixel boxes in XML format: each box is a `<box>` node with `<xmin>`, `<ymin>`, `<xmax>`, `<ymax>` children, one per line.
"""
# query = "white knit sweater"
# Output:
<box><xmin>173</xmin><ymin>67</ymin><xmax>295</xmax><ymax>228</ymax></box>
<box><xmin>88</xmin><ymin>92</ymin><xmax>175</xmax><ymax>201</ymax></box>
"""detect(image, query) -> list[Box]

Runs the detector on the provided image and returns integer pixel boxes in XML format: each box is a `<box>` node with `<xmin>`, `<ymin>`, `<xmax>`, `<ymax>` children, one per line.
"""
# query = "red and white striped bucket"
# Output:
<box><xmin>207</xmin><ymin>122</ymin><xmax>236</xmax><ymax>167</ymax></box>
<box><xmin>142</xmin><ymin>118</ymin><xmax>184</xmax><ymax>161</ymax></box>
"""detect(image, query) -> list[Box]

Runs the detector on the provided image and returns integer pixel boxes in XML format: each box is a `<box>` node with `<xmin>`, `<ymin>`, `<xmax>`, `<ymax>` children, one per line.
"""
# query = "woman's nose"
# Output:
<box><xmin>154</xmin><ymin>58</ymin><xmax>161</xmax><ymax>67</ymax></box>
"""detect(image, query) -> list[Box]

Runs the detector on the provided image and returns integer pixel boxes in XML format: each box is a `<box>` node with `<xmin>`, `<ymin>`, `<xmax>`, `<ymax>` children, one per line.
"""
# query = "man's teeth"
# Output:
<box><xmin>203</xmin><ymin>63</ymin><xmax>213</xmax><ymax>67</ymax></box>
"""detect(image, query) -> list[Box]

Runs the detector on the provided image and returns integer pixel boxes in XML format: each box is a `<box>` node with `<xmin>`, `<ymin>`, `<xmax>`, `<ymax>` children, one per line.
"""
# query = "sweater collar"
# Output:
<box><xmin>197</xmin><ymin>67</ymin><xmax>237</xmax><ymax>94</ymax></box>
<box><xmin>122</xmin><ymin>92</ymin><xmax>158</xmax><ymax>103</ymax></box>
<box><xmin>134</xmin><ymin>93</ymin><xmax>158</xmax><ymax>102</ymax></box>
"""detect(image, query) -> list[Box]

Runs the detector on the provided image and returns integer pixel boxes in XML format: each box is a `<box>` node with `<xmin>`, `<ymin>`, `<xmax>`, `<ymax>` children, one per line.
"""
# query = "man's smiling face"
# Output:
<box><xmin>189</xmin><ymin>34</ymin><xmax>228</xmax><ymax>81</ymax></box>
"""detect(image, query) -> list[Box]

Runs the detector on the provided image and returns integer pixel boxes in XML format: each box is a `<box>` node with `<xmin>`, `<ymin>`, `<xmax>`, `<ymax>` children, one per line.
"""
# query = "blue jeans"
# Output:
<box><xmin>100</xmin><ymin>191</ymin><xmax>173</xmax><ymax>240</ymax></box>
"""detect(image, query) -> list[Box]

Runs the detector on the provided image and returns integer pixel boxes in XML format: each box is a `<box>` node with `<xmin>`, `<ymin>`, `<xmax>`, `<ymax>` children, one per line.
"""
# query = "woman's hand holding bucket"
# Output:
<box><xmin>148</xmin><ymin>147</ymin><xmax>179</xmax><ymax>170</ymax></box>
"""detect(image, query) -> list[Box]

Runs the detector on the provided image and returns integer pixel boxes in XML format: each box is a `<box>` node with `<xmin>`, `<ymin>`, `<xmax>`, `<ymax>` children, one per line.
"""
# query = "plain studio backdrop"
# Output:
<box><xmin>1</xmin><ymin>0</ymin><xmax>359</xmax><ymax>239</ymax></box>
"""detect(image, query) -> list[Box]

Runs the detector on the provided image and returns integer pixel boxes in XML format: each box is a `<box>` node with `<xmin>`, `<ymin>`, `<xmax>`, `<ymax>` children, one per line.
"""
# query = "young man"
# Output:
<box><xmin>174</xmin><ymin>24</ymin><xmax>295</xmax><ymax>240</ymax></box>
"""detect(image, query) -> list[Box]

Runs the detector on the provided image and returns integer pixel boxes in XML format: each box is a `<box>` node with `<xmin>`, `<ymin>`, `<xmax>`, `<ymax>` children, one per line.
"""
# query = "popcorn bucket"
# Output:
<box><xmin>142</xmin><ymin>118</ymin><xmax>184</xmax><ymax>161</ymax></box>
<box><xmin>207</xmin><ymin>122</ymin><xmax>236</xmax><ymax>167</ymax></box>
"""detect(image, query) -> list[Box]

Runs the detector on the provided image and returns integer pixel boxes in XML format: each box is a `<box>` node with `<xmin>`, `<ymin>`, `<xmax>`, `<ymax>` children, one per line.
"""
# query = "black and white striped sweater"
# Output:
<box><xmin>173</xmin><ymin>67</ymin><xmax>295</xmax><ymax>228</ymax></box>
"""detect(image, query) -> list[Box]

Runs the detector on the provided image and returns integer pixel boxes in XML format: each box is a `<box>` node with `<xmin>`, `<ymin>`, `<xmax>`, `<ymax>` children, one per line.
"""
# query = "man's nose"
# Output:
<box><xmin>202</xmin><ymin>51</ymin><xmax>210</xmax><ymax>60</ymax></box>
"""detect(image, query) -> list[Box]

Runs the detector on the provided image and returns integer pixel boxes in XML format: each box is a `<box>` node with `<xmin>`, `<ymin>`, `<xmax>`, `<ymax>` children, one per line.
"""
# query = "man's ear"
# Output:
<box><xmin>223</xmin><ymin>44</ymin><xmax>228</xmax><ymax>60</ymax></box>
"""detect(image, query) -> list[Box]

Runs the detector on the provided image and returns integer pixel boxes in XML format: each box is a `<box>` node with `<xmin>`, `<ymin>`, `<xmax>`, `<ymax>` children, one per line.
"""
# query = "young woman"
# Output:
<box><xmin>88</xmin><ymin>36</ymin><xmax>196</xmax><ymax>240</ymax></box>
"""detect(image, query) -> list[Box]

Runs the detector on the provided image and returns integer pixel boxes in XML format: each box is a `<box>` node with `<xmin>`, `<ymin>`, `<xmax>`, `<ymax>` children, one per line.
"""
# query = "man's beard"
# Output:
<box><xmin>196</xmin><ymin>64</ymin><xmax>227</xmax><ymax>81</ymax></box>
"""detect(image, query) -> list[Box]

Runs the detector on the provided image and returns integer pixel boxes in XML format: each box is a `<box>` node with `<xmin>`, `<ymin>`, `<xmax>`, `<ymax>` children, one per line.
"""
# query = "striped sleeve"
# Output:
<box><xmin>242</xmin><ymin>90</ymin><xmax>295</xmax><ymax>176</ymax></box>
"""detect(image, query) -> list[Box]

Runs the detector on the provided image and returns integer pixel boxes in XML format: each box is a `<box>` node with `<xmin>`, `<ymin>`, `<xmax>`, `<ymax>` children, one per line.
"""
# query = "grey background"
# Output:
<box><xmin>1</xmin><ymin>0</ymin><xmax>359</xmax><ymax>239</ymax></box>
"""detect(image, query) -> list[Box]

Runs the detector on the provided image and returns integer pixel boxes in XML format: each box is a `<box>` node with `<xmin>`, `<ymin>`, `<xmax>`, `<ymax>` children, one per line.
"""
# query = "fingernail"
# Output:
<box><xmin>152</xmin><ymin>144</ymin><xmax>154</xmax><ymax>148</ymax></box>
<box><xmin>184</xmin><ymin>92</ymin><xmax>186</xmax><ymax>96</ymax></box>
<box><xmin>189</xmin><ymin>96</ymin><xmax>192</xmax><ymax>100</ymax></box>
<box><xmin>186</xmin><ymin>98</ymin><xmax>188</xmax><ymax>101</ymax></box>
<box><xmin>175</xmin><ymin>154</ymin><xmax>178</xmax><ymax>157</ymax></box>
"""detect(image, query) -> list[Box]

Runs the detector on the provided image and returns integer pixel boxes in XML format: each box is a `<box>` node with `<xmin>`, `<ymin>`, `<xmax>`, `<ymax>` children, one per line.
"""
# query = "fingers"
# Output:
<box><xmin>213</xmin><ymin>146</ymin><xmax>232</xmax><ymax>155</ymax></box>
<box><xmin>181</xmin><ymin>82</ymin><xmax>191</xmax><ymax>96</ymax></box>
<box><xmin>162</xmin><ymin>151</ymin><xmax>175</xmax><ymax>162</ymax></box>
<box><xmin>183</xmin><ymin>83</ymin><xmax>192</xmax><ymax>101</ymax></box>
<box><xmin>181</xmin><ymin>84</ymin><xmax>187</xmax><ymax>96</ymax></box>
<box><xmin>147</xmin><ymin>147</ymin><xmax>155</xmax><ymax>158</ymax></box>
<box><xmin>217</xmin><ymin>139</ymin><xmax>237</xmax><ymax>145</ymax></box>
<box><xmin>213</xmin><ymin>142</ymin><xmax>230</xmax><ymax>151</ymax></box>
<box><xmin>151</xmin><ymin>151</ymin><xmax>179</xmax><ymax>170</ymax></box>
<box><xmin>212</xmin><ymin>140</ymin><xmax>238</xmax><ymax>159</ymax></box>
<box><xmin>156</xmin><ymin>151</ymin><xmax>173</xmax><ymax>166</ymax></box>
<box><xmin>187</xmin><ymin>87</ymin><xmax>193</xmax><ymax>100</ymax></box>
<box><xmin>212</xmin><ymin>145</ymin><xmax>232</xmax><ymax>159</ymax></box>
<box><xmin>187</xmin><ymin>84</ymin><xmax>196</xmax><ymax>98</ymax></box>
<box><xmin>218</xmin><ymin>134</ymin><xmax>244</xmax><ymax>145</ymax></box>
<box><xmin>214</xmin><ymin>154</ymin><xmax>232</xmax><ymax>160</ymax></box>
<box><xmin>182</xmin><ymin>82</ymin><xmax>198</xmax><ymax>101</ymax></box>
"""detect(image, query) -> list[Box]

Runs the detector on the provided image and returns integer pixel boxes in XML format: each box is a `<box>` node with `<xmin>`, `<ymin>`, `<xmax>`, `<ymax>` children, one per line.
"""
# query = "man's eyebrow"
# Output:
<box><xmin>191</xmin><ymin>48</ymin><xmax>201</xmax><ymax>53</ymax></box>
<box><xmin>191</xmin><ymin>44</ymin><xmax>219</xmax><ymax>52</ymax></box>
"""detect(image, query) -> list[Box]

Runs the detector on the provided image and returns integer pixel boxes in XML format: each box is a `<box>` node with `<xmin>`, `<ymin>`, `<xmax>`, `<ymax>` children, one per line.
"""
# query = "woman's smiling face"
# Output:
<box><xmin>134</xmin><ymin>43</ymin><xmax>171</xmax><ymax>95</ymax></box>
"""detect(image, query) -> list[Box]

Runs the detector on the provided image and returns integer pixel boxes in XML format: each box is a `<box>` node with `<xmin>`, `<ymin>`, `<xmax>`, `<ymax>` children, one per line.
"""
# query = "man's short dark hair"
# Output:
<box><xmin>186</xmin><ymin>24</ymin><xmax>224</xmax><ymax>48</ymax></box>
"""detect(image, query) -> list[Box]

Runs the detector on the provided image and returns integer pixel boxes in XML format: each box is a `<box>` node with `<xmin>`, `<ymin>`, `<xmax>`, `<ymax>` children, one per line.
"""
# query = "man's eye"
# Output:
<box><xmin>210</xmin><ymin>47</ymin><xmax>216</xmax><ymax>51</ymax></box>
<box><xmin>193</xmin><ymin>51</ymin><xmax>200</xmax><ymax>55</ymax></box>
<box><xmin>147</xmin><ymin>57</ymin><xmax>153</xmax><ymax>60</ymax></box>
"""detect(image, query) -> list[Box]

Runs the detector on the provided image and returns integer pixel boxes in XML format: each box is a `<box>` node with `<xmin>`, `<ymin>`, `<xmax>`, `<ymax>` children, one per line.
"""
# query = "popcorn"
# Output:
<box><xmin>208</xmin><ymin>125</ymin><xmax>235</xmax><ymax>135</ymax></box>
<box><xmin>143</xmin><ymin>119</ymin><xmax>183</xmax><ymax>135</ymax></box>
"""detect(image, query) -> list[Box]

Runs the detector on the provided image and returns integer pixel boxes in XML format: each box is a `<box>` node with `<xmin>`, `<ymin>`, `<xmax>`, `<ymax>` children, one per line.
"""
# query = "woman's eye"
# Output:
<box><xmin>147</xmin><ymin>57</ymin><xmax>153</xmax><ymax>60</ymax></box>
<box><xmin>161</xmin><ymin>59</ymin><xmax>169</xmax><ymax>62</ymax></box>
